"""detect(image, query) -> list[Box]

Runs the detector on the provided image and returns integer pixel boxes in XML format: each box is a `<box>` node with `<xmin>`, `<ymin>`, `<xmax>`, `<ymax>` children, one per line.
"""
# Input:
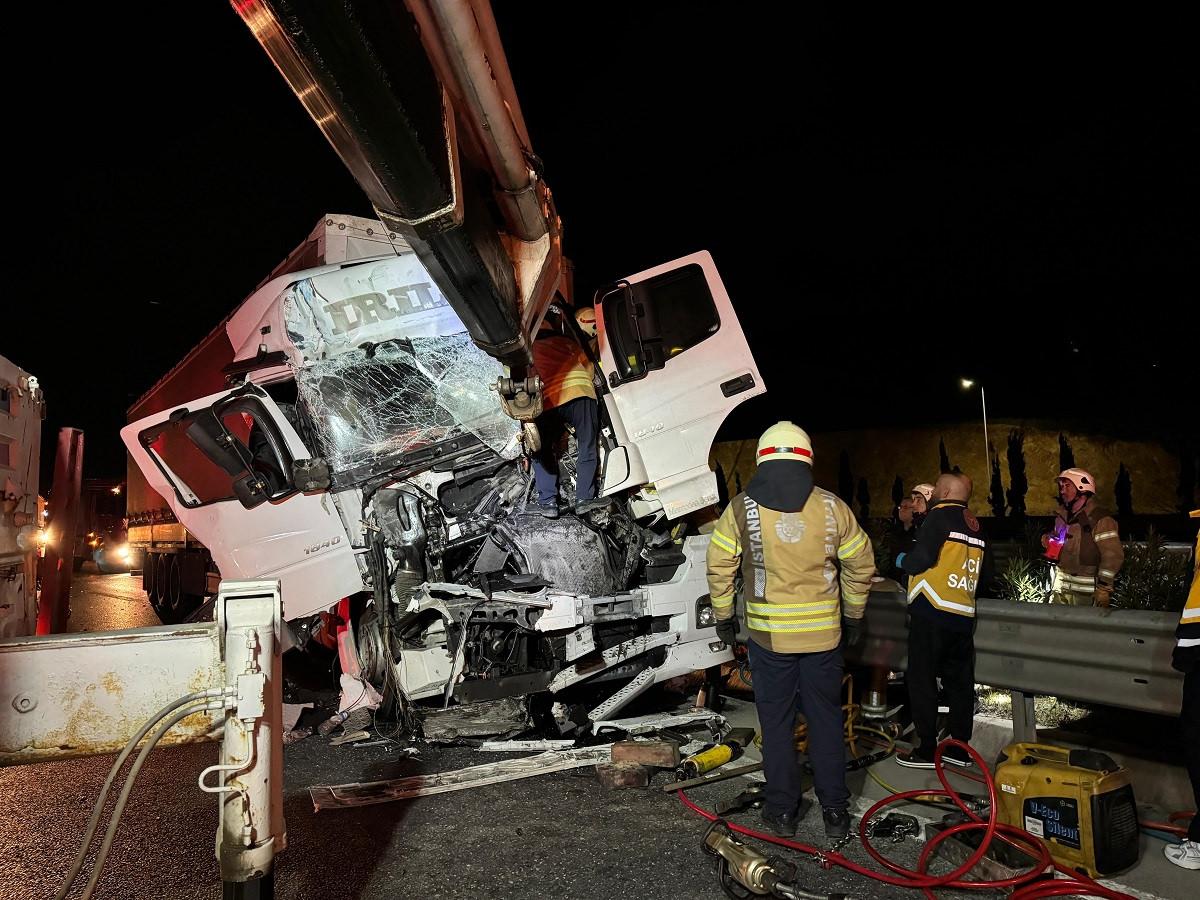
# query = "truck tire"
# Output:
<box><xmin>150</xmin><ymin>555</ymin><xmax>205</xmax><ymax>624</ymax></box>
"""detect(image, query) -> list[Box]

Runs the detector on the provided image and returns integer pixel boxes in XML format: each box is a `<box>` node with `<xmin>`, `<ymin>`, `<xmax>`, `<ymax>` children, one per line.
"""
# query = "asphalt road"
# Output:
<box><xmin>0</xmin><ymin>573</ymin><xmax>983</xmax><ymax>900</ymax></box>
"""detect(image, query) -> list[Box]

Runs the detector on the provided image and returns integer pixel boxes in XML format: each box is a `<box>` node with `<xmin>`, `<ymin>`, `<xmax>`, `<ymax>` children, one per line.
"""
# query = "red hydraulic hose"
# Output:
<box><xmin>677</xmin><ymin>738</ymin><xmax>1134</xmax><ymax>899</ymax></box>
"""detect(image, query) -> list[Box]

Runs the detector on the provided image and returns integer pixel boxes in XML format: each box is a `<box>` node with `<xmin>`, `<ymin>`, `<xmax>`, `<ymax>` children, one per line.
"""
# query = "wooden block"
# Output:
<box><xmin>595</xmin><ymin>761</ymin><xmax>649</xmax><ymax>789</ymax></box>
<box><xmin>610</xmin><ymin>739</ymin><xmax>681</xmax><ymax>768</ymax></box>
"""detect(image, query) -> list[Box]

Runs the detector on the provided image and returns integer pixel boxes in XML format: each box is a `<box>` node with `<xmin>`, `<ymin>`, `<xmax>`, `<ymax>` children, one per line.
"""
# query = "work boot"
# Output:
<box><xmin>761</xmin><ymin>798</ymin><xmax>809</xmax><ymax>838</ymax></box>
<box><xmin>574</xmin><ymin>497</ymin><xmax>610</xmax><ymax>515</ymax></box>
<box><xmin>537</xmin><ymin>501</ymin><xmax>560</xmax><ymax>519</ymax></box>
<box><xmin>1164</xmin><ymin>839</ymin><xmax>1200</xmax><ymax>870</ymax></box>
<box><xmin>822</xmin><ymin>807</ymin><xmax>851</xmax><ymax>841</ymax></box>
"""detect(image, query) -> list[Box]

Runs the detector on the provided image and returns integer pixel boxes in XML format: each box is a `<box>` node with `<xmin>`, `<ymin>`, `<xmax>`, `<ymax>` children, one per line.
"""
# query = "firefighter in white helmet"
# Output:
<box><xmin>706</xmin><ymin>421</ymin><xmax>875</xmax><ymax>841</ymax></box>
<box><xmin>1042</xmin><ymin>468</ymin><xmax>1124</xmax><ymax>608</ymax></box>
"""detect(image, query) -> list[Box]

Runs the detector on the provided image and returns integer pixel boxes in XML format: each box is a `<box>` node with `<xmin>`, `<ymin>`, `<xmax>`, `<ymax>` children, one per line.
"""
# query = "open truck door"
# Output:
<box><xmin>121</xmin><ymin>384</ymin><xmax>362</xmax><ymax>621</ymax></box>
<box><xmin>596</xmin><ymin>251</ymin><xmax>764</xmax><ymax>518</ymax></box>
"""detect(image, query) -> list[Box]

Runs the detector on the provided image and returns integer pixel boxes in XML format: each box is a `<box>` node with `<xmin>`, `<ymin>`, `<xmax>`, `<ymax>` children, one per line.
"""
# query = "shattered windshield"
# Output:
<box><xmin>295</xmin><ymin>334</ymin><xmax>520</xmax><ymax>479</ymax></box>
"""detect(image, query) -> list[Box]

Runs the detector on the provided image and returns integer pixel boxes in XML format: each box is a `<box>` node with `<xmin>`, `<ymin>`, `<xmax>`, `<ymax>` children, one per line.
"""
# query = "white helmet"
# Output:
<box><xmin>911</xmin><ymin>483</ymin><xmax>934</xmax><ymax>503</ymax></box>
<box><xmin>575</xmin><ymin>306</ymin><xmax>597</xmax><ymax>338</ymax></box>
<box><xmin>1057</xmin><ymin>468</ymin><xmax>1097</xmax><ymax>495</ymax></box>
<box><xmin>756</xmin><ymin>421</ymin><xmax>813</xmax><ymax>465</ymax></box>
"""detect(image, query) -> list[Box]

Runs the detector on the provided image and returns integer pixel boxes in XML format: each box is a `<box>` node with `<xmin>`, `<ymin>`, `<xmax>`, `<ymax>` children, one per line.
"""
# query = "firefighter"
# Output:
<box><xmin>706</xmin><ymin>421</ymin><xmax>875</xmax><ymax>840</ymax></box>
<box><xmin>888</xmin><ymin>483</ymin><xmax>935</xmax><ymax>584</ymax></box>
<box><xmin>895</xmin><ymin>473</ymin><xmax>985</xmax><ymax>769</ymax></box>
<box><xmin>1165</xmin><ymin>507</ymin><xmax>1200</xmax><ymax>870</ymax></box>
<box><xmin>530</xmin><ymin>311</ymin><xmax>603</xmax><ymax>517</ymax></box>
<box><xmin>1043</xmin><ymin>468</ymin><xmax>1124</xmax><ymax>608</ymax></box>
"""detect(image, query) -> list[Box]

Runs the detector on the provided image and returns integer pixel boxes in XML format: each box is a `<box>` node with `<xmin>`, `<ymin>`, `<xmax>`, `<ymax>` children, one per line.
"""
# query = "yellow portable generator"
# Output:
<box><xmin>994</xmin><ymin>742</ymin><xmax>1139</xmax><ymax>878</ymax></box>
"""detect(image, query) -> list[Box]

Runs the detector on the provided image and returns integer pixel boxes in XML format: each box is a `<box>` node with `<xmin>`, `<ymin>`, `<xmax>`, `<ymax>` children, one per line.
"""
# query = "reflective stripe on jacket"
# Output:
<box><xmin>706</xmin><ymin>487</ymin><xmax>875</xmax><ymax>654</ymax></box>
<box><xmin>902</xmin><ymin>499</ymin><xmax>986</xmax><ymax>626</ymax></box>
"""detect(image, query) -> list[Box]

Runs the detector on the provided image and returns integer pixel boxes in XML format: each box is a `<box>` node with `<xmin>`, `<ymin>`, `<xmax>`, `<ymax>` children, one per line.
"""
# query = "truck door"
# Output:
<box><xmin>596</xmin><ymin>251</ymin><xmax>765</xmax><ymax>518</ymax></box>
<box><xmin>121</xmin><ymin>384</ymin><xmax>363</xmax><ymax>620</ymax></box>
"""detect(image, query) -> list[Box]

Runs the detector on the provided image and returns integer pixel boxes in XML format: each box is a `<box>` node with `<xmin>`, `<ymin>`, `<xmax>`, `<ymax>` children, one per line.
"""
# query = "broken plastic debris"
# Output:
<box><xmin>282</xmin><ymin>702</ymin><xmax>312</xmax><ymax>732</ymax></box>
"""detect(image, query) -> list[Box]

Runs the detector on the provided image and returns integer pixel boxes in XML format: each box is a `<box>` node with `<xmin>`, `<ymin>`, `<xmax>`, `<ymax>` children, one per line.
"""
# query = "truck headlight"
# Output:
<box><xmin>696</xmin><ymin>597</ymin><xmax>717</xmax><ymax>627</ymax></box>
<box><xmin>117</xmin><ymin>544</ymin><xmax>131</xmax><ymax>562</ymax></box>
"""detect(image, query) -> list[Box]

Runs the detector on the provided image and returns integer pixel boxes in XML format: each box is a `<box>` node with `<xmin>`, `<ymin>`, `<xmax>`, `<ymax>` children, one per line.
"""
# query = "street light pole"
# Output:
<box><xmin>980</xmin><ymin>385</ymin><xmax>990</xmax><ymax>485</ymax></box>
<box><xmin>960</xmin><ymin>379</ymin><xmax>990</xmax><ymax>486</ymax></box>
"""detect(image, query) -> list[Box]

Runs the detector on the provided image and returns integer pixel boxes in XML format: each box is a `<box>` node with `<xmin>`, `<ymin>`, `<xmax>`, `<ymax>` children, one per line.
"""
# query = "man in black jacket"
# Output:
<box><xmin>894</xmin><ymin>474</ymin><xmax>986</xmax><ymax>769</ymax></box>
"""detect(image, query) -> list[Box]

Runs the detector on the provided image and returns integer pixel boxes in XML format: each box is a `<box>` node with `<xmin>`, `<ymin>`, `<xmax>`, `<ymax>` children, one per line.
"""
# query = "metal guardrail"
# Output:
<box><xmin>848</xmin><ymin>586</ymin><xmax>1184</xmax><ymax>721</ymax></box>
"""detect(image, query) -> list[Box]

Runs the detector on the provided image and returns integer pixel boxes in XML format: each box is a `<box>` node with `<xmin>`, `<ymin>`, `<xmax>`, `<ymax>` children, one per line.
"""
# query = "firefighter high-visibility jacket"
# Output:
<box><xmin>900</xmin><ymin>499</ymin><xmax>986</xmax><ymax>632</ymax></box>
<box><xmin>1173</xmin><ymin>514</ymin><xmax>1200</xmax><ymax>673</ymax></box>
<box><xmin>1053</xmin><ymin>498</ymin><xmax>1123</xmax><ymax>591</ymax></box>
<box><xmin>706</xmin><ymin>488</ymin><xmax>875</xmax><ymax>654</ymax></box>
<box><xmin>532</xmin><ymin>335</ymin><xmax>596</xmax><ymax>409</ymax></box>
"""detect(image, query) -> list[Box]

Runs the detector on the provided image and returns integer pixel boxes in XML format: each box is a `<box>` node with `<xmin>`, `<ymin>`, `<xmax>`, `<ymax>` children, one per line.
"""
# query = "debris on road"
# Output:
<box><xmin>422</xmin><ymin>696</ymin><xmax>531</xmax><ymax>742</ymax></box>
<box><xmin>595</xmin><ymin>761</ymin><xmax>650</xmax><ymax>790</ymax></box>
<box><xmin>611</xmin><ymin>739</ymin><xmax>681</xmax><ymax>768</ymax></box>
<box><xmin>310</xmin><ymin>745</ymin><xmax>612</xmax><ymax>810</ymax></box>
<box><xmin>476</xmin><ymin>739</ymin><xmax>576</xmax><ymax>752</ymax></box>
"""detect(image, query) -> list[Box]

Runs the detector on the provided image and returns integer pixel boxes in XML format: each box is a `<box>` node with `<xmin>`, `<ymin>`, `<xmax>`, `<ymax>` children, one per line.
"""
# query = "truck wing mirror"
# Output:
<box><xmin>186</xmin><ymin>415</ymin><xmax>249</xmax><ymax>477</ymax></box>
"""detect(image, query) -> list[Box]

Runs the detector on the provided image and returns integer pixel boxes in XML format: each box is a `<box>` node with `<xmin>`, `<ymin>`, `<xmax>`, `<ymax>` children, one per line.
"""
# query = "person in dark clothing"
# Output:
<box><xmin>894</xmin><ymin>473</ymin><xmax>986</xmax><ymax>769</ymax></box>
<box><xmin>886</xmin><ymin>483</ymin><xmax>934</xmax><ymax>584</ymax></box>
<box><xmin>1164</xmin><ymin>507</ymin><xmax>1200</xmax><ymax>869</ymax></box>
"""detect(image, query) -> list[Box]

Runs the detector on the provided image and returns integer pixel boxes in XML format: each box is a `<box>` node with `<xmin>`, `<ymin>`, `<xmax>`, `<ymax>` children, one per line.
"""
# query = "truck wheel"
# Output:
<box><xmin>155</xmin><ymin>554</ymin><xmax>169</xmax><ymax>602</ymax></box>
<box><xmin>166</xmin><ymin>555</ymin><xmax>183</xmax><ymax>615</ymax></box>
<box><xmin>148</xmin><ymin>555</ymin><xmax>183</xmax><ymax>624</ymax></box>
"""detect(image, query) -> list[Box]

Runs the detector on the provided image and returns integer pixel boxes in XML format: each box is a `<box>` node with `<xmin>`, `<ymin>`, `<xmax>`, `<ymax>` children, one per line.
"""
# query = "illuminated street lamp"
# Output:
<box><xmin>960</xmin><ymin>378</ymin><xmax>989</xmax><ymax>483</ymax></box>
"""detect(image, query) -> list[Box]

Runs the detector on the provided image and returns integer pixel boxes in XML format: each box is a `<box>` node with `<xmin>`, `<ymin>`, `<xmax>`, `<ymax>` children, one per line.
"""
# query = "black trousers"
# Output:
<box><xmin>532</xmin><ymin>396</ymin><xmax>599</xmax><ymax>505</ymax></box>
<box><xmin>1183</xmin><ymin>669</ymin><xmax>1200</xmax><ymax>842</ymax></box>
<box><xmin>906</xmin><ymin>615</ymin><xmax>975</xmax><ymax>754</ymax></box>
<box><xmin>748</xmin><ymin>640</ymin><xmax>848</xmax><ymax>815</ymax></box>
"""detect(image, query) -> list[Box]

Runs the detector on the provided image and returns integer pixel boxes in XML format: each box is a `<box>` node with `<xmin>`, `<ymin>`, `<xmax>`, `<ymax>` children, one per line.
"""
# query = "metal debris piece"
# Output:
<box><xmin>422</xmin><ymin>696</ymin><xmax>531</xmax><ymax>742</ymax></box>
<box><xmin>590</xmin><ymin>708</ymin><xmax>725</xmax><ymax>737</ymax></box>
<box><xmin>330</xmin><ymin>729</ymin><xmax>370</xmax><ymax>746</ymax></box>
<box><xmin>476</xmin><ymin>739</ymin><xmax>576</xmax><ymax>752</ymax></box>
<box><xmin>662</xmin><ymin>761</ymin><xmax>764</xmax><ymax>792</ymax></box>
<box><xmin>423</xmin><ymin>581</ymin><xmax>554</xmax><ymax>609</ymax></box>
<box><xmin>310</xmin><ymin>746</ymin><xmax>612</xmax><ymax>810</ymax></box>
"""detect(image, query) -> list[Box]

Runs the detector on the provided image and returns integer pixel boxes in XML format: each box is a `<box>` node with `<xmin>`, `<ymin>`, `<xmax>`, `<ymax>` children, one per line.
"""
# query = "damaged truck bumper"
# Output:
<box><xmin>367</xmin><ymin>535</ymin><xmax>732</xmax><ymax>725</ymax></box>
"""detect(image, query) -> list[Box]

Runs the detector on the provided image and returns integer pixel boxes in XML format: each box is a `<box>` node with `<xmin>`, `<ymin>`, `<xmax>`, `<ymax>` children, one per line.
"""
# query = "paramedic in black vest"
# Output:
<box><xmin>895</xmin><ymin>473</ymin><xmax>986</xmax><ymax>768</ymax></box>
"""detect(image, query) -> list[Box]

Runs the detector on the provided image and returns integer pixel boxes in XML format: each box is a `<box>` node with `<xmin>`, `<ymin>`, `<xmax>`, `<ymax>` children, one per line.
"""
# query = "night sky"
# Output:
<box><xmin>8</xmin><ymin>4</ymin><xmax>1197</xmax><ymax>481</ymax></box>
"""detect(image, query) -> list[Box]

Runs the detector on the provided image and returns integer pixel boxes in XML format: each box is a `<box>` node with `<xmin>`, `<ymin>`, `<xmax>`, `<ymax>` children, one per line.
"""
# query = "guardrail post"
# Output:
<box><xmin>1010</xmin><ymin>690</ymin><xmax>1037</xmax><ymax>743</ymax></box>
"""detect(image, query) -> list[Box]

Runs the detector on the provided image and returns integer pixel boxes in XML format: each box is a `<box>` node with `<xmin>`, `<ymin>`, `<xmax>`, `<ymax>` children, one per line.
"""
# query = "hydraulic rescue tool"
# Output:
<box><xmin>702</xmin><ymin>821</ymin><xmax>847</xmax><ymax>900</ymax></box>
<box><xmin>676</xmin><ymin>727</ymin><xmax>757</xmax><ymax>781</ymax></box>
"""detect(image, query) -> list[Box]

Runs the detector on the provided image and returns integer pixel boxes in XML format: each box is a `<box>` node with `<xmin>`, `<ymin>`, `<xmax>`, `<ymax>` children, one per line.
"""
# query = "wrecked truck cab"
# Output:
<box><xmin>122</xmin><ymin>214</ymin><xmax>764</xmax><ymax>722</ymax></box>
